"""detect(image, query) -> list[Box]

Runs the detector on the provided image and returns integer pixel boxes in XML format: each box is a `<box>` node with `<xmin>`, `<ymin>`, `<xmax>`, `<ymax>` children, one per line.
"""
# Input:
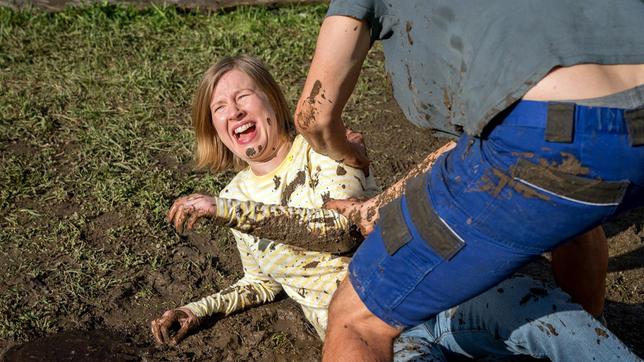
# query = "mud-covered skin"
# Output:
<box><xmin>212</xmin><ymin>197</ymin><xmax>362</xmax><ymax>254</ymax></box>
<box><xmin>167</xmin><ymin>193</ymin><xmax>362</xmax><ymax>254</ymax></box>
<box><xmin>295</xmin><ymin>79</ymin><xmax>324</xmax><ymax>132</ymax></box>
<box><xmin>151</xmin><ymin>308</ymin><xmax>201</xmax><ymax>346</ymax></box>
<box><xmin>326</xmin><ymin>141</ymin><xmax>456</xmax><ymax>235</ymax></box>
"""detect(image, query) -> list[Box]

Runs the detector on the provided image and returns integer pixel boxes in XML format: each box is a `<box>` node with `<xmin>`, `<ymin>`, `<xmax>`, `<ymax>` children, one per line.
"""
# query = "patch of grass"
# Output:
<box><xmin>0</xmin><ymin>2</ymin><xmax>386</xmax><ymax>344</ymax></box>
<box><xmin>269</xmin><ymin>331</ymin><xmax>295</xmax><ymax>352</ymax></box>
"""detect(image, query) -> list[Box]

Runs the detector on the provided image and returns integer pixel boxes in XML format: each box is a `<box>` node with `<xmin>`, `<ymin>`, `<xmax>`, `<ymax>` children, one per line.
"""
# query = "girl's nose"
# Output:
<box><xmin>227</xmin><ymin>105</ymin><xmax>245</xmax><ymax>121</ymax></box>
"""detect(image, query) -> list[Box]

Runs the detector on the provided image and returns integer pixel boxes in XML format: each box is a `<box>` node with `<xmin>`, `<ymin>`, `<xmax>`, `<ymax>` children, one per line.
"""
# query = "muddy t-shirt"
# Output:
<box><xmin>327</xmin><ymin>0</ymin><xmax>644</xmax><ymax>138</ymax></box>
<box><xmin>183</xmin><ymin>135</ymin><xmax>377</xmax><ymax>340</ymax></box>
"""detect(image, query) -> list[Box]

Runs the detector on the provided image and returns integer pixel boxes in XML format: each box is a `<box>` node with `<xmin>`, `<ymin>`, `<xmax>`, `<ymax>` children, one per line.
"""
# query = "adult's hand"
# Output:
<box><xmin>324</xmin><ymin>197</ymin><xmax>379</xmax><ymax>236</ymax></box>
<box><xmin>294</xmin><ymin>16</ymin><xmax>371</xmax><ymax>172</ymax></box>
<box><xmin>345</xmin><ymin>128</ymin><xmax>370</xmax><ymax>176</ymax></box>
<box><xmin>325</xmin><ymin>140</ymin><xmax>458</xmax><ymax>235</ymax></box>
<box><xmin>151</xmin><ymin>308</ymin><xmax>201</xmax><ymax>346</ymax></box>
<box><xmin>167</xmin><ymin>194</ymin><xmax>216</xmax><ymax>233</ymax></box>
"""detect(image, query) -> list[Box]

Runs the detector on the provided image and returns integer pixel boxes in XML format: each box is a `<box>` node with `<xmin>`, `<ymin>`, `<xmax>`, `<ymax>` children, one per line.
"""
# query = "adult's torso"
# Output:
<box><xmin>336</xmin><ymin>0</ymin><xmax>644</xmax><ymax>137</ymax></box>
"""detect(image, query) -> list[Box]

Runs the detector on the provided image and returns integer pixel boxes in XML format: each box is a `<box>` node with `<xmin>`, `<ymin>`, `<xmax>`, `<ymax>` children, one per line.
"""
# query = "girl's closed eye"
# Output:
<box><xmin>212</xmin><ymin>104</ymin><xmax>225</xmax><ymax>114</ymax></box>
<box><xmin>237</xmin><ymin>92</ymin><xmax>251</xmax><ymax>102</ymax></box>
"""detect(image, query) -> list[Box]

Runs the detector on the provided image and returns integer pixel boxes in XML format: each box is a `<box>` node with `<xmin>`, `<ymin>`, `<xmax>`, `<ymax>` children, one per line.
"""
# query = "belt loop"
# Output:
<box><xmin>545</xmin><ymin>103</ymin><xmax>575</xmax><ymax>143</ymax></box>
<box><xmin>625</xmin><ymin>108</ymin><xmax>644</xmax><ymax>146</ymax></box>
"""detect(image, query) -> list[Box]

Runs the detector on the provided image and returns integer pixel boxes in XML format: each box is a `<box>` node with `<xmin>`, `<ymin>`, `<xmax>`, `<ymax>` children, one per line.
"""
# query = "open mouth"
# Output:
<box><xmin>233</xmin><ymin>122</ymin><xmax>257</xmax><ymax>144</ymax></box>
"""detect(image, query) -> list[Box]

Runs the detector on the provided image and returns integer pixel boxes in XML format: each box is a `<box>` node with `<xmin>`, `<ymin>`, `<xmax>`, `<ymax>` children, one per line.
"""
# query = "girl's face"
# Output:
<box><xmin>210</xmin><ymin>69</ymin><xmax>285</xmax><ymax>166</ymax></box>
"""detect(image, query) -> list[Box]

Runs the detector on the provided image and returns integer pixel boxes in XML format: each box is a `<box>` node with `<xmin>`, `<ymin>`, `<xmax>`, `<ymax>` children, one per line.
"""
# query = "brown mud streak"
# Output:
<box><xmin>340</xmin><ymin>142</ymin><xmax>455</xmax><ymax>230</ymax></box>
<box><xmin>544</xmin><ymin>322</ymin><xmax>559</xmax><ymax>336</ymax></box>
<box><xmin>478</xmin><ymin>166</ymin><xmax>549</xmax><ymax>201</ymax></box>
<box><xmin>336</xmin><ymin>165</ymin><xmax>347</xmax><ymax>176</ymax></box>
<box><xmin>296</xmin><ymin>79</ymin><xmax>323</xmax><ymax>131</ymax></box>
<box><xmin>245</xmin><ymin>147</ymin><xmax>256</xmax><ymax>157</ymax></box>
<box><xmin>273</xmin><ymin>175</ymin><xmax>281</xmax><ymax>190</ymax></box>
<box><xmin>281</xmin><ymin>170</ymin><xmax>306</xmax><ymax>206</ymax></box>
<box><xmin>595</xmin><ymin>327</ymin><xmax>609</xmax><ymax>338</ymax></box>
<box><xmin>309</xmin><ymin>80</ymin><xmax>322</xmax><ymax>102</ymax></box>
<box><xmin>216</xmin><ymin>211</ymin><xmax>361</xmax><ymax>254</ymax></box>
<box><xmin>539</xmin><ymin>152</ymin><xmax>590</xmax><ymax>176</ymax></box>
<box><xmin>405</xmin><ymin>21</ymin><xmax>413</xmax><ymax>45</ymax></box>
<box><xmin>373</xmin><ymin>142</ymin><xmax>453</xmax><ymax>209</ymax></box>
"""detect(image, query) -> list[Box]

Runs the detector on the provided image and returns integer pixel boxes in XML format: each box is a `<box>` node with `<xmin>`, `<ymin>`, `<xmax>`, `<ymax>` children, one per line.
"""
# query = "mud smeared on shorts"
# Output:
<box><xmin>539</xmin><ymin>152</ymin><xmax>590</xmax><ymax>175</ymax></box>
<box><xmin>477</xmin><ymin>166</ymin><xmax>550</xmax><ymax>201</ymax></box>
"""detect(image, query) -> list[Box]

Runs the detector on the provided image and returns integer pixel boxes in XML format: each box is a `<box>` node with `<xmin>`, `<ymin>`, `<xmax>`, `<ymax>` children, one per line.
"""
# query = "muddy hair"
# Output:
<box><xmin>192</xmin><ymin>55</ymin><xmax>294</xmax><ymax>172</ymax></box>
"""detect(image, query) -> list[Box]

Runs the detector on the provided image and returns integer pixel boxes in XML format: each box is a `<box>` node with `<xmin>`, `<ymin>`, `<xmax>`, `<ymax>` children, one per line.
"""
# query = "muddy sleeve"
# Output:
<box><xmin>182</xmin><ymin>233</ymin><xmax>283</xmax><ymax>318</ymax></box>
<box><xmin>209</xmin><ymin>197</ymin><xmax>359</xmax><ymax>253</ymax></box>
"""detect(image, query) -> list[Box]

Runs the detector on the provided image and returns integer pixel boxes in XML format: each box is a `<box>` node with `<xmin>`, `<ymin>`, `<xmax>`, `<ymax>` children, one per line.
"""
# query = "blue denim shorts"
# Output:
<box><xmin>349</xmin><ymin>99</ymin><xmax>644</xmax><ymax>328</ymax></box>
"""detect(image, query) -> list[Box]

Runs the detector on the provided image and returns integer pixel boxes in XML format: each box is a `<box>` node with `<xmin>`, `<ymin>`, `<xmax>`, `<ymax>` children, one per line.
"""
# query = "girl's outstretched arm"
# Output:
<box><xmin>168</xmin><ymin>194</ymin><xmax>361</xmax><ymax>254</ymax></box>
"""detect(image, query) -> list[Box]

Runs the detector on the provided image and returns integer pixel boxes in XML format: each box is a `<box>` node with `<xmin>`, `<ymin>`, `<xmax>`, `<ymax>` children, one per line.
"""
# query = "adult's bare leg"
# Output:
<box><xmin>323</xmin><ymin>278</ymin><xmax>401</xmax><ymax>362</ymax></box>
<box><xmin>551</xmin><ymin>226</ymin><xmax>607</xmax><ymax>316</ymax></box>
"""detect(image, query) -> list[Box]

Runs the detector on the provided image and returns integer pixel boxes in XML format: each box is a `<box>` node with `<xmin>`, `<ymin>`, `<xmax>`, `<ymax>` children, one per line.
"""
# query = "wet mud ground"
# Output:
<box><xmin>2</xmin><ymin>46</ymin><xmax>643</xmax><ymax>362</ymax></box>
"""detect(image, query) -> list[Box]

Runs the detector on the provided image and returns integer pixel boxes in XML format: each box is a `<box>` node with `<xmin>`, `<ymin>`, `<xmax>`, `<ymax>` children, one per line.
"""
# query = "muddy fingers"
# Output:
<box><xmin>151</xmin><ymin>308</ymin><xmax>200</xmax><ymax>346</ymax></box>
<box><xmin>167</xmin><ymin>194</ymin><xmax>217</xmax><ymax>234</ymax></box>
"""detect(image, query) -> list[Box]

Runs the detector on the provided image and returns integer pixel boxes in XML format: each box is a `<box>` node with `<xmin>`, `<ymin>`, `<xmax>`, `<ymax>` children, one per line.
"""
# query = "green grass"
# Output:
<box><xmin>0</xmin><ymin>3</ymin><xmax>386</xmax><ymax>343</ymax></box>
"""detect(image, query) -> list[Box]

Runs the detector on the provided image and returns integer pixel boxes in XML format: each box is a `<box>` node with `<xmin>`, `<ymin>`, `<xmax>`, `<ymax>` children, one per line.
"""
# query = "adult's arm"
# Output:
<box><xmin>294</xmin><ymin>15</ymin><xmax>372</xmax><ymax>170</ymax></box>
<box><xmin>325</xmin><ymin>141</ymin><xmax>457</xmax><ymax>235</ymax></box>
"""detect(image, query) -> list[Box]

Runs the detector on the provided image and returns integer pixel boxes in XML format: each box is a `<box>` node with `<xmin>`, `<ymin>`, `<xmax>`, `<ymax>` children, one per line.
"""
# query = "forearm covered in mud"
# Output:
<box><xmin>212</xmin><ymin>197</ymin><xmax>361</xmax><ymax>254</ymax></box>
<box><xmin>182</xmin><ymin>279</ymin><xmax>280</xmax><ymax>318</ymax></box>
<box><xmin>372</xmin><ymin>141</ymin><xmax>457</xmax><ymax>209</ymax></box>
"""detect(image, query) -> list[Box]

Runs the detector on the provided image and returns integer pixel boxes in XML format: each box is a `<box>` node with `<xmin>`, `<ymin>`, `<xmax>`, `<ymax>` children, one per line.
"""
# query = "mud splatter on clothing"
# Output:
<box><xmin>281</xmin><ymin>170</ymin><xmax>306</xmax><ymax>206</ymax></box>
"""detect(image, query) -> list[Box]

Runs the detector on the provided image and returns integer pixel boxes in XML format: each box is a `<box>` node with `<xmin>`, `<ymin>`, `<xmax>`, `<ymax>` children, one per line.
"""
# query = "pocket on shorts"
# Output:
<box><xmin>375</xmin><ymin>236</ymin><xmax>443</xmax><ymax>312</ymax></box>
<box><xmin>471</xmin><ymin>159</ymin><xmax>630</xmax><ymax>252</ymax></box>
<box><xmin>512</xmin><ymin>158</ymin><xmax>630</xmax><ymax>207</ymax></box>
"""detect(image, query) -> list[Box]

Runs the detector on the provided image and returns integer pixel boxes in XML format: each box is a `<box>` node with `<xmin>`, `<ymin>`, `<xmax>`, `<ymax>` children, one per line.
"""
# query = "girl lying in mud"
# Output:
<box><xmin>151</xmin><ymin>56</ymin><xmax>639</xmax><ymax>361</ymax></box>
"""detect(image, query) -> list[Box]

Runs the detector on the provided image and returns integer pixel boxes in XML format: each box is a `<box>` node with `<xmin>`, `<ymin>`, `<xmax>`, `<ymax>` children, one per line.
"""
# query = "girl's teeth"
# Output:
<box><xmin>235</xmin><ymin>123</ymin><xmax>253</xmax><ymax>134</ymax></box>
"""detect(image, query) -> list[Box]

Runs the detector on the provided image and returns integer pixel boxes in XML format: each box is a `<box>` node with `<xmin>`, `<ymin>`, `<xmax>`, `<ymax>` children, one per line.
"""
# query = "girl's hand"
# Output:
<box><xmin>167</xmin><ymin>194</ymin><xmax>216</xmax><ymax>233</ymax></box>
<box><xmin>324</xmin><ymin>197</ymin><xmax>379</xmax><ymax>236</ymax></box>
<box><xmin>151</xmin><ymin>307</ymin><xmax>201</xmax><ymax>346</ymax></box>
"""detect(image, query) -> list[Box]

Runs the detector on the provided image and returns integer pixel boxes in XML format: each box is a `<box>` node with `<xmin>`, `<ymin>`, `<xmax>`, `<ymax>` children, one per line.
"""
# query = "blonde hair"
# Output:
<box><xmin>192</xmin><ymin>55</ymin><xmax>294</xmax><ymax>172</ymax></box>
